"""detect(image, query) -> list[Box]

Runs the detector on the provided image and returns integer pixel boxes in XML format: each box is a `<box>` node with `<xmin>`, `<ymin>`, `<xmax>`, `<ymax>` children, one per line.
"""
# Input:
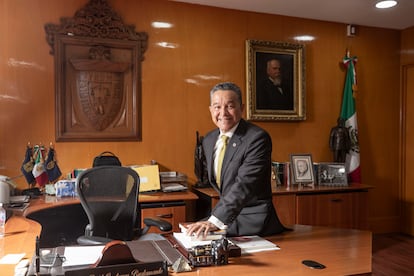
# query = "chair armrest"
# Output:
<box><xmin>143</xmin><ymin>217</ymin><xmax>172</xmax><ymax>232</ymax></box>
<box><xmin>77</xmin><ymin>235</ymin><xmax>112</xmax><ymax>245</ymax></box>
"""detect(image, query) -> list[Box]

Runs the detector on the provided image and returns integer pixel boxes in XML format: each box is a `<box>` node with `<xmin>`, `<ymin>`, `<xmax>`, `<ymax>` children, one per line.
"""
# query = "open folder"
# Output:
<box><xmin>130</xmin><ymin>165</ymin><xmax>161</xmax><ymax>192</ymax></box>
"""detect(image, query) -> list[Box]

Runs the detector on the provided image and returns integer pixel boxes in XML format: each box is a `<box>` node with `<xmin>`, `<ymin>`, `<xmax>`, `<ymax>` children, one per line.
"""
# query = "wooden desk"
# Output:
<box><xmin>178</xmin><ymin>225</ymin><xmax>372</xmax><ymax>275</ymax></box>
<box><xmin>21</xmin><ymin>191</ymin><xmax>198</xmax><ymax>247</ymax></box>
<box><xmin>25</xmin><ymin>224</ymin><xmax>372</xmax><ymax>276</ymax></box>
<box><xmin>0</xmin><ymin>216</ymin><xmax>41</xmax><ymax>276</ymax></box>
<box><xmin>23</xmin><ymin>191</ymin><xmax>198</xmax><ymax>217</ymax></box>
<box><xmin>194</xmin><ymin>184</ymin><xmax>372</xmax><ymax>229</ymax></box>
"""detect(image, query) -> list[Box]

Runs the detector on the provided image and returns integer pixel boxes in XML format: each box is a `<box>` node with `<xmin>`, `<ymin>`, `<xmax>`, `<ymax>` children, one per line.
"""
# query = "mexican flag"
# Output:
<box><xmin>340</xmin><ymin>54</ymin><xmax>361</xmax><ymax>183</ymax></box>
<box><xmin>32</xmin><ymin>145</ymin><xmax>49</xmax><ymax>187</ymax></box>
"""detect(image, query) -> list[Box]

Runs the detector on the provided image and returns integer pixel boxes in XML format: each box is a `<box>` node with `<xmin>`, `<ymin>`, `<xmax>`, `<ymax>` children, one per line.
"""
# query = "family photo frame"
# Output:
<box><xmin>318</xmin><ymin>163</ymin><xmax>348</xmax><ymax>186</ymax></box>
<box><xmin>246</xmin><ymin>40</ymin><xmax>306</xmax><ymax>121</ymax></box>
<box><xmin>290</xmin><ymin>154</ymin><xmax>314</xmax><ymax>184</ymax></box>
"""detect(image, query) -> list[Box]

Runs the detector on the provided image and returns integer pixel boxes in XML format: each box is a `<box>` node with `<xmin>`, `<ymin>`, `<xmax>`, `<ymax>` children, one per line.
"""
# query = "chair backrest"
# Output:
<box><xmin>76</xmin><ymin>166</ymin><xmax>141</xmax><ymax>241</ymax></box>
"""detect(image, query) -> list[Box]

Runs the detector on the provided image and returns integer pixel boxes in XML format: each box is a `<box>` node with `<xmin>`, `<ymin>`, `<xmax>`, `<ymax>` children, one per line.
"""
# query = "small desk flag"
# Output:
<box><xmin>32</xmin><ymin>145</ymin><xmax>49</xmax><ymax>187</ymax></box>
<box><xmin>20</xmin><ymin>146</ymin><xmax>35</xmax><ymax>186</ymax></box>
<box><xmin>45</xmin><ymin>147</ymin><xmax>62</xmax><ymax>182</ymax></box>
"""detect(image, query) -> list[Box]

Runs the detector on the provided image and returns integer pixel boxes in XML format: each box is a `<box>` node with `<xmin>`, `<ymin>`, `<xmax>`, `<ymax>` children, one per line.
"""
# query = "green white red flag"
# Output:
<box><xmin>340</xmin><ymin>53</ymin><xmax>361</xmax><ymax>183</ymax></box>
<box><xmin>32</xmin><ymin>145</ymin><xmax>49</xmax><ymax>187</ymax></box>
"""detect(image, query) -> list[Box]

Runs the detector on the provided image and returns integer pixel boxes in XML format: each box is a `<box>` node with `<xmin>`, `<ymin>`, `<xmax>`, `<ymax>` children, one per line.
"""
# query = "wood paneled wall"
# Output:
<box><xmin>401</xmin><ymin>27</ymin><xmax>414</xmax><ymax>235</ymax></box>
<box><xmin>0</xmin><ymin>0</ymin><xmax>406</xmax><ymax>233</ymax></box>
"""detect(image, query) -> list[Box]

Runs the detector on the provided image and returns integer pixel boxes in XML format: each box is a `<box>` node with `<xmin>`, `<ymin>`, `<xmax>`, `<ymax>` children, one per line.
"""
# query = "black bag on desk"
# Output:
<box><xmin>93</xmin><ymin>151</ymin><xmax>122</xmax><ymax>167</ymax></box>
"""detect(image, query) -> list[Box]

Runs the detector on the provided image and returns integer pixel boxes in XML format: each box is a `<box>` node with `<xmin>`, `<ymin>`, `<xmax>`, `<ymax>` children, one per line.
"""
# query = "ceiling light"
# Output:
<box><xmin>151</xmin><ymin>21</ymin><xmax>173</xmax><ymax>28</ymax></box>
<box><xmin>375</xmin><ymin>1</ymin><xmax>398</xmax><ymax>9</ymax></box>
<box><xmin>156</xmin><ymin>42</ymin><xmax>178</xmax><ymax>48</ymax></box>
<box><xmin>293</xmin><ymin>35</ymin><xmax>315</xmax><ymax>42</ymax></box>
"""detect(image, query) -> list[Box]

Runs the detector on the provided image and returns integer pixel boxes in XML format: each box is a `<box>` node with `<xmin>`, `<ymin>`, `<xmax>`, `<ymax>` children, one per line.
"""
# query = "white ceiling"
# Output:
<box><xmin>171</xmin><ymin>0</ymin><xmax>414</xmax><ymax>30</ymax></box>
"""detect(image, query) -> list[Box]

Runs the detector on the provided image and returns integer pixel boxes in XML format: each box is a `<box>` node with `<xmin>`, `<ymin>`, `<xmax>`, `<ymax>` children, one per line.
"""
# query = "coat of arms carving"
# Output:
<box><xmin>45</xmin><ymin>0</ymin><xmax>147</xmax><ymax>141</ymax></box>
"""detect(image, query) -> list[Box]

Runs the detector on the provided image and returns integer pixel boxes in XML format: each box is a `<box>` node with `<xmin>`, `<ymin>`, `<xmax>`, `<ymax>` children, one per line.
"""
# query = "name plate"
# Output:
<box><xmin>64</xmin><ymin>261</ymin><xmax>167</xmax><ymax>276</ymax></box>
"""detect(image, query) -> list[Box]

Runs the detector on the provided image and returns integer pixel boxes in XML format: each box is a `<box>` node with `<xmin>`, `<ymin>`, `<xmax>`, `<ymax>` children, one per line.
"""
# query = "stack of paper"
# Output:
<box><xmin>62</xmin><ymin>246</ymin><xmax>105</xmax><ymax>267</ymax></box>
<box><xmin>173</xmin><ymin>223</ymin><xmax>226</xmax><ymax>249</ymax></box>
<box><xmin>228</xmin><ymin>236</ymin><xmax>280</xmax><ymax>254</ymax></box>
<box><xmin>173</xmin><ymin>232</ymin><xmax>213</xmax><ymax>249</ymax></box>
<box><xmin>161</xmin><ymin>183</ymin><xmax>187</xmax><ymax>192</ymax></box>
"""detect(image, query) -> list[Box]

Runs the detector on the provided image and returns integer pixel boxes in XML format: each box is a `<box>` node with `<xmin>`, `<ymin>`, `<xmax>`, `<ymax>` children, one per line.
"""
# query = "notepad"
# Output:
<box><xmin>62</xmin><ymin>246</ymin><xmax>104</xmax><ymax>267</ymax></box>
<box><xmin>228</xmin><ymin>236</ymin><xmax>280</xmax><ymax>254</ymax></box>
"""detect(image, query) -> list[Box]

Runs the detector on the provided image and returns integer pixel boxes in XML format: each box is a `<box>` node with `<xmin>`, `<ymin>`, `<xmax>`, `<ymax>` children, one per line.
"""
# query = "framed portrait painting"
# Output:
<box><xmin>290</xmin><ymin>154</ymin><xmax>314</xmax><ymax>184</ymax></box>
<box><xmin>246</xmin><ymin>40</ymin><xmax>306</xmax><ymax>121</ymax></box>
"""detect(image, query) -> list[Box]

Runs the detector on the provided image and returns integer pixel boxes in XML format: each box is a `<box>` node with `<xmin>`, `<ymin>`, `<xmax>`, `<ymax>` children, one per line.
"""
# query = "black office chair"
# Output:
<box><xmin>76</xmin><ymin>166</ymin><xmax>172</xmax><ymax>245</ymax></box>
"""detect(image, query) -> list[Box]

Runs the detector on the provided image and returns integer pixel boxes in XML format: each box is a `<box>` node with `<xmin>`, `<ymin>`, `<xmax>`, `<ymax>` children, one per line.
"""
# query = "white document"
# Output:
<box><xmin>62</xmin><ymin>245</ymin><xmax>105</xmax><ymax>267</ymax></box>
<box><xmin>229</xmin><ymin>236</ymin><xmax>280</xmax><ymax>254</ymax></box>
<box><xmin>173</xmin><ymin>232</ymin><xmax>213</xmax><ymax>249</ymax></box>
<box><xmin>0</xmin><ymin>253</ymin><xmax>25</xmax><ymax>264</ymax></box>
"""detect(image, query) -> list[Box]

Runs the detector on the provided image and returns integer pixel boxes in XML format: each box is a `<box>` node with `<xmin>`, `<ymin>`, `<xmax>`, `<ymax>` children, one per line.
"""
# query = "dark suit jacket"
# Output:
<box><xmin>203</xmin><ymin>119</ymin><xmax>286</xmax><ymax>236</ymax></box>
<box><xmin>257</xmin><ymin>78</ymin><xmax>293</xmax><ymax>110</ymax></box>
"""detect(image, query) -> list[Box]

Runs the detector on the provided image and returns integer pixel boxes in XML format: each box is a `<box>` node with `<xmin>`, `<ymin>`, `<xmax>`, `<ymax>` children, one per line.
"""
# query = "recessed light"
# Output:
<box><xmin>375</xmin><ymin>0</ymin><xmax>398</xmax><ymax>9</ymax></box>
<box><xmin>151</xmin><ymin>21</ymin><xmax>173</xmax><ymax>28</ymax></box>
<box><xmin>293</xmin><ymin>35</ymin><xmax>315</xmax><ymax>42</ymax></box>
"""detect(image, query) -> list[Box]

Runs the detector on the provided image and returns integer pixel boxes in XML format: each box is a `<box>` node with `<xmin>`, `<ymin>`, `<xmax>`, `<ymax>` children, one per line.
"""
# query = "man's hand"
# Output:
<box><xmin>185</xmin><ymin>221</ymin><xmax>219</xmax><ymax>239</ymax></box>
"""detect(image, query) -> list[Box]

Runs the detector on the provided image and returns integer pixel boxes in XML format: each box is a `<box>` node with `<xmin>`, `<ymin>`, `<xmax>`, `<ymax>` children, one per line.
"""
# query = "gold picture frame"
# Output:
<box><xmin>246</xmin><ymin>40</ymin><xmax>306</xmax><ymax>121</ymax></box>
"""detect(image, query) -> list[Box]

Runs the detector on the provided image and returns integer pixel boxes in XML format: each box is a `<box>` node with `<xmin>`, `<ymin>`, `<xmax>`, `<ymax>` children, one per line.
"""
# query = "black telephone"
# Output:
<box><xmin>22</xmin><ymin>187</ymin><xmax>41</xmax><ymax>198</ymax></box>
<box><xmin>194</xmin><ymin>131</ymin><xmax>209</xmax><ymax>188</ymax></box>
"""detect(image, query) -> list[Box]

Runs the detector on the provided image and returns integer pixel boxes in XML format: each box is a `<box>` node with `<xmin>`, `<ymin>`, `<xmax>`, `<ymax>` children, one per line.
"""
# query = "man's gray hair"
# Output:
<box><xmin>209</xmin><ymin>82</ymin><xmax>243</xmax><ymax>105</ymax></box>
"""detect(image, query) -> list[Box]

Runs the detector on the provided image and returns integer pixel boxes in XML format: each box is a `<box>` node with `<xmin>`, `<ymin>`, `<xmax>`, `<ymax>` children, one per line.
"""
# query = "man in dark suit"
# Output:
<box><xmin>186</xmin><ymin>82</ymin><xmax>286</xmax><ymax>238</ymax></box>
<box><xmin>257</xmin><ymin>58</ymin><xmax>293</xmax><ymax>110</ymax></box>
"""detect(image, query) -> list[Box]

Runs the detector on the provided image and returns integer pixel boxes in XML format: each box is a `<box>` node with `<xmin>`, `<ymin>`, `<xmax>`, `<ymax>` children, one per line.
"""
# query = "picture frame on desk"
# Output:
<box><xmin>271</xmin><ymin>161</ymin><xmax>290</xmax><ymax>187</ymax></box>
<box><xmin>318</xmin><ymin>162</ymin><xmax>348</xmax><ymax>186</ymax></box>
<box><xmin>290</xmin><ymin>154</ymin><xmax>314</xmax><ymax>185</ymax></box>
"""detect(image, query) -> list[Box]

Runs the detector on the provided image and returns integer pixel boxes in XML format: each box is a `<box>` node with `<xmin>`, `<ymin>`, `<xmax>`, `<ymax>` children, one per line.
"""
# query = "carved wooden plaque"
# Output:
<box><xmin>45</xmin><ymin>0</ymin><xmax>147</xmax><ymax>141</ymax></box>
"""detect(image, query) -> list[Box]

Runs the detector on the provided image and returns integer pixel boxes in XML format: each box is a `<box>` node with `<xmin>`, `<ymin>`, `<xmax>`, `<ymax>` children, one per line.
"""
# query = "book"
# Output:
<box><xmin>228</xmin><ymin>236</ymin><xmax>280</xmax><ymax>254</ymax></box>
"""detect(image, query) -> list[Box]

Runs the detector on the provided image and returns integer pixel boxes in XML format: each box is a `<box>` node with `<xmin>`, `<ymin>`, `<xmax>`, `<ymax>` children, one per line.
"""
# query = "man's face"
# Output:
<box><xmin>297</xmin><ymin>160</ymin><xmax>308</xmax><ymax>173</ymax></box>
<box><xmin>267</xmin><ymin>59</ymin><xmax>281</xmax><ymax>81</ymax></box>
<box><xmin>209</xmin><ymin>89</ymin><xmax>244</xmax><ymax>132</ymax></box>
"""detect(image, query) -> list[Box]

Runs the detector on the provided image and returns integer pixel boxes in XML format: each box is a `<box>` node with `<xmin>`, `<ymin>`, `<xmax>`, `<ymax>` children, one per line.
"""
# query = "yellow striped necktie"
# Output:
<box><xmin>217</xmin><ymin>135</ymin><xmax>229</xmax><ymax>187</ymax></box>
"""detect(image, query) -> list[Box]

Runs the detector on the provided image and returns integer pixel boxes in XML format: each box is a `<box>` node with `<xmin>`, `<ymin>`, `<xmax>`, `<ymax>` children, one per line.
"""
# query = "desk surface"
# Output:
<box><xmin>178</xmin><ymin>225</ymin><xmax>372</xmax><ymax>275</ymax></box>
<box><xmin>1</xmin><ymin>216</ymin><xmax>41</xmax><ymax>276</ymax></box>
<box><xmin>24</xmin><ymin>224</ymin><xmax>372</xmax><ymax>276</ymax></box>
<box><xmin>22</xmin><ymin>191</ymin><xmax>198</xmax><ymax>217</ymax></box>
<box><xmin>195</xmin><ymin>183</ymin><xmax>373</xmax><ymax>198</ymax></box>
